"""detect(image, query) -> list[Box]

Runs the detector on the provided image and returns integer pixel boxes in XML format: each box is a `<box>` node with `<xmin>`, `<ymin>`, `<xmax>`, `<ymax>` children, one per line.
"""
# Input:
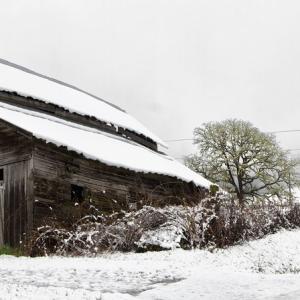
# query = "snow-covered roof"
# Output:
<box><xmin>0</xmin><ymin>103</ymin><xmax>211</xmax><ymax>189</ymax></box>
<box><xmin>0</xmin><ymin>59</ymin><xmax>166</xmax><ymax>147</ymax></box>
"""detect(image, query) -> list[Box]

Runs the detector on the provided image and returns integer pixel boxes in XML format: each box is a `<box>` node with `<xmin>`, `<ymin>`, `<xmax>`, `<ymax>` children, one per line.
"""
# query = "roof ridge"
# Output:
<box><xmin>0</xmin><ymin>58</ymin><xmax>126</xmax><ymax>113</ymax></box>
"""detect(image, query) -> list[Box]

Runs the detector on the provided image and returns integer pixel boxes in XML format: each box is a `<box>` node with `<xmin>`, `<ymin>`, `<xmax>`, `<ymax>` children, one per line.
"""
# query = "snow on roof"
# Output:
<box><xmin>0</xmin><ymin>59</ymin><xmax>167</xmax><ymax>147</ymax></box>
<box><xmin>0</xmin><ymin>103</ymin><xmax>211</xmax><ymax>189</ymax></box>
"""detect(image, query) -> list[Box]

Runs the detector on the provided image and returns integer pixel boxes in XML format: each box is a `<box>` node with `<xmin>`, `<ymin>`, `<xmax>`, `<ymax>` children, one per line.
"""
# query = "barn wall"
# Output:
<box><xmin>32</xmin><ymin>141</ymin><xmax>206</xmax><ymax>226</ymax></box>
<box><xmin>0</xmin><ymin>122</ymin><xmax>34</xmax><ymax>246</ymax></box>
<box><xmin>3</xmin><ymin>160</ymin><xmax>33</xmax><ymax>247</ymax></box>
<box><xmin>0</xmin><ymin>123</ymin><xmax>32</xmax><ymax>165</ymax></box>
<box><xmin>0</xmin><ymin>120</ymin><xmax>207</xmax><ymax>243</ymax></box>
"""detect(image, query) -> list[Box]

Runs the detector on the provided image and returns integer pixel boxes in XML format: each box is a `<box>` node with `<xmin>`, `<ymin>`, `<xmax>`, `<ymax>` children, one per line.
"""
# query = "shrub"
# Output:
<box><xmin>30</xmin><ymin>195</ymin><xmax>300</xmax><ymax>256</ymax></box>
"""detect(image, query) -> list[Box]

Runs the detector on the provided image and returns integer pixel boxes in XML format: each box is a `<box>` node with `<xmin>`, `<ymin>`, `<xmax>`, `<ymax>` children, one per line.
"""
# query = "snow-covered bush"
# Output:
<box><xmin>30</xmin><ymin>196</ymin><xmax>300</xmax><ymax>256</ymax></box>
<box><xmin>212</xmin><ymin>201</ymin><xmax>300</xmax><ymax>248</ymax></box>
<box><xmin>31</xmin><ymin>199</ymin><xmax>218</xmax><ymax>256</ymax></box>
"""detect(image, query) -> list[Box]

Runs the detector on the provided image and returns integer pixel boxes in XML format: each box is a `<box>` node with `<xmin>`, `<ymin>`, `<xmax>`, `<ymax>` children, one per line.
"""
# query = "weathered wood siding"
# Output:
<box><xmin>0</xmin><ymin>181</ymin><xmax>4</xmax><ymax>246</ymax></box>
<box><xmin>0</xmin><ymin>121</ymin><xmax>33</xmax><ymax>246</ymax></box>
<box><xmin>3</xmin><ymin>160</ymin><xmax>33</xmax><ymax>246</ymax></box>
<box><xmin>32</xmin><ymin>141</ymin><xmax>206</xmax><ymax>226</ymax></box>
<box><xmin>0</xmin><ymin>118</ymin><xmax>207</xmax><ymax>244</ymax></box>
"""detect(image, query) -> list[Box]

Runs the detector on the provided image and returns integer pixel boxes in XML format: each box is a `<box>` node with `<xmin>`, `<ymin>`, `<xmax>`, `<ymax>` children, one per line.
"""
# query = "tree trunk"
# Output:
<box><xmin>237</xmin><ymin>193</ymin><xmax>245</xmax><ymax>209</ymax></box>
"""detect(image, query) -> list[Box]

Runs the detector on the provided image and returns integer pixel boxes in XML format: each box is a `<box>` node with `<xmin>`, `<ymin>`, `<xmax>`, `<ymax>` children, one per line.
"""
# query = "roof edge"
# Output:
<box><xmin>0</xmin><ymin>58</ymin><xmax>126</xmax><ymax>113</ymax></box>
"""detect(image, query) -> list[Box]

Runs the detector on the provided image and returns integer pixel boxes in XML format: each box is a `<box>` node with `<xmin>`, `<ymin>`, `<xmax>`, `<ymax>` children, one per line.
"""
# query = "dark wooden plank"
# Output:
<box><xmin>26</xmin><ymin>158</ymin><xmax>34</xmax><ymax>237</ymax></box>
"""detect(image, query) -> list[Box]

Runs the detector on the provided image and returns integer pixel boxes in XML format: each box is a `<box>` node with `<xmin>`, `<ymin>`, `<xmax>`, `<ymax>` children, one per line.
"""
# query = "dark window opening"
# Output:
<box><xmin>71</xmin><ymin>184</ymin><xmax>84</xmax><ymax>203</ymax></box>
<box><xmin>0</xmin><ymin>169</ymin><xmax>3</xmax><ymax>181</ymax></box>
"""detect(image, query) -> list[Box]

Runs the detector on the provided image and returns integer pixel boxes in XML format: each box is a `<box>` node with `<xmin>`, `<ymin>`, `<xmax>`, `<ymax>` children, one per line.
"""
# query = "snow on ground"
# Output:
<box><xmin>1</xmin><ymin>229</ymin><xmax>300</xmax><ymax>300</ymax></box>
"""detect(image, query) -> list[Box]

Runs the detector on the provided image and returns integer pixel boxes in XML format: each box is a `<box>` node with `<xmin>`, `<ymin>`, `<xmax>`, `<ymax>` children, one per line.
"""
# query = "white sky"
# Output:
<box><xmin>1</xmin><ymin>0</ymin><xmax>300</xmax><ymax>159</ymax></box>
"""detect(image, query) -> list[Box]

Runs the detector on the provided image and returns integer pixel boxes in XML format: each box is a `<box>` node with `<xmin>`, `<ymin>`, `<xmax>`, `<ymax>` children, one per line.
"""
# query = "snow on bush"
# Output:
<box><xmin>30</xmin><ymin>196</ymin><xmax>300</xmax><ymax>256</ymax></box>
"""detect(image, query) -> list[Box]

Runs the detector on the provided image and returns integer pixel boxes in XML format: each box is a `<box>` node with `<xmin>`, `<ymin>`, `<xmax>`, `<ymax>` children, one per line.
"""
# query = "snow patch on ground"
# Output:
<box><xmin>138</xmin><ymin>224</ymin><xmax>183</xmax><ymax>250</ymax></box>
<box><xmin>1</xmin><ymin>229</ymin><xmax>300</xmax><ymax>299</ymax></box>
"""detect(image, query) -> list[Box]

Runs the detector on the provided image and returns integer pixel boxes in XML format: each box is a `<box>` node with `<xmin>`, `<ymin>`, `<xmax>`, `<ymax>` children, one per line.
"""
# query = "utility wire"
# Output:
<box><xmin>165</xmin><ymin>129</ymin><xmax>300</xmax><ymax>143</ymax></box>
<box><xmin>174</xmin><ymin>148</ymin><xmax>300</xmax><ymax>161</ymax></box>
<box><xmin>165</xmin><ymin>138</ymin><xmax>194</xmax><ymax>142</ymax></box>
<box><xmin>269</xmin><ymin>129</ymin><xmax>300</xmax><ymax>134</ymax></box>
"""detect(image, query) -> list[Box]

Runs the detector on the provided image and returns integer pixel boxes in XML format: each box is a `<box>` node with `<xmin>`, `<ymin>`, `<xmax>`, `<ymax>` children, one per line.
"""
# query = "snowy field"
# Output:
<box><xmin>1</xmin><ymin>230</ymin><xmax>300</xmax><ymax>300</ymax></box>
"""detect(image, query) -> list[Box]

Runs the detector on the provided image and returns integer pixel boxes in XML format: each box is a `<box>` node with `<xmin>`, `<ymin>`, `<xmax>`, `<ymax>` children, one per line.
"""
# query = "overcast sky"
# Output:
<box><xmin>1</xmin><ymin>0</ymin><xmax>300</xmax><ymax>159</ymax></box>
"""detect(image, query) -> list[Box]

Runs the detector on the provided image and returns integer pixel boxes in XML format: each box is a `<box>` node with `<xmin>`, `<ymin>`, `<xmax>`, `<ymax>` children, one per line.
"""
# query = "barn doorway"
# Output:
<box><xmin>0</xmin><ymin>168</ymin><xmax>4</xmax><ymax>246</ymax></box>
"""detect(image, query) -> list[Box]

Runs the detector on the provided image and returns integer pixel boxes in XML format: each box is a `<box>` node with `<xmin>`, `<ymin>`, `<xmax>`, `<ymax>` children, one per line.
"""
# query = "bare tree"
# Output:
<box><xmin>185</xmin><ymin>119</ymin><xmax>299</xmax><ymax>206</ymax></box>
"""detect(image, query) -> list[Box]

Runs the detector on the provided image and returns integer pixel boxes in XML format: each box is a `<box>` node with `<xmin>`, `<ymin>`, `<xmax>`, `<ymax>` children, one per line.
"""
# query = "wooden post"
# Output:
<box><xmin>0</xmin><ymin>175</ymin><xmax>4</xmax><ymax>246</ymax></box>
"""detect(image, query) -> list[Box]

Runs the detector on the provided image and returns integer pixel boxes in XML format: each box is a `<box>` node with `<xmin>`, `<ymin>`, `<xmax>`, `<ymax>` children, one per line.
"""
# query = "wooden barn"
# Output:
<box><xmin>0</xmin><ymin>59</ymin><xmax>211</xmax><ymax>247</ymax></box>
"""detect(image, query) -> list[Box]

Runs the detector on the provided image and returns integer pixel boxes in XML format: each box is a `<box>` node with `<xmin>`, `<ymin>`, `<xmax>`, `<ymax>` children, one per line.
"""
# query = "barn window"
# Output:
<box><xmin>0</xmin><ymin>169</ymin><xmax>3</xmax><ymax>182</ymax></box>
<box><xmin>71</xmin><ymin>184</ymin><xmax>84</xmax><ymax>203</ymax></box>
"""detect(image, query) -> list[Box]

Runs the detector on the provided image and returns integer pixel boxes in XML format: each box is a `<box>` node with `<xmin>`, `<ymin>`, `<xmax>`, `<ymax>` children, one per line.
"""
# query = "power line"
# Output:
<box><xmin>165</xmin><ymin>138</ymin><xmax>194</xmax><ymax>142</ymax></box>
<box><xmin>269</xmin><ymin>129</ymin><xmax>300</xmax><ymax>134</ymax></box>
<box><xmin>165</xmin><ymin>129</ymin><xmax>300</xmax><ymax>143</ymax></box>
<box><xmin>174</xmin><ymin>148</ymin><xmax>300</xmax><ymax>161</ymax></box>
